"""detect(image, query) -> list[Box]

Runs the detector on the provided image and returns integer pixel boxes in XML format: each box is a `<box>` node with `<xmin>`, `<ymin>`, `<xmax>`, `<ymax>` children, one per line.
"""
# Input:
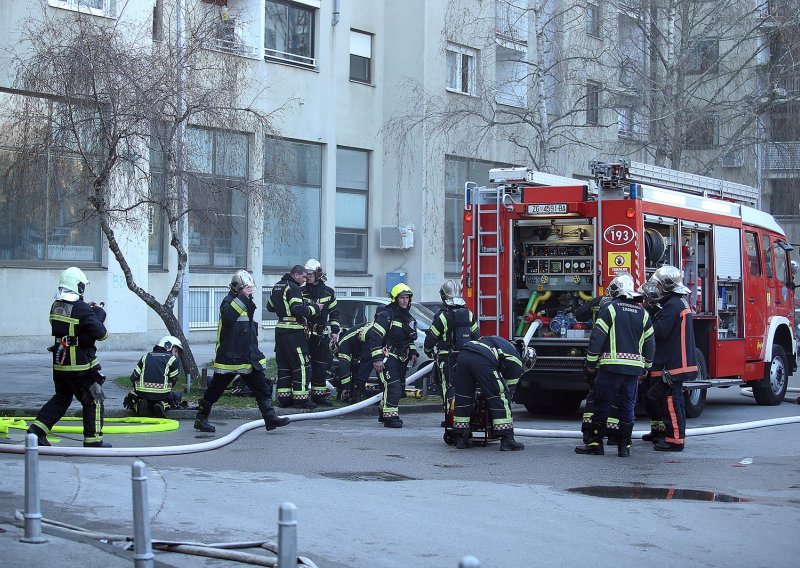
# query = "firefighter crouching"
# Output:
<box><xmin>646</xmin><ymin>266</ymin><xmax>698</xmax><ymax>452</ymax></box>
<box><xmin>336</xmin><ymin>322</ymin><xmax>374</xmax><ymax>402</ymax></box>
<box><xmin>302</xmin><ymin>259</ymin><xmax>340</xmax><ymax>406</ymax></box>
<box><xmin>125</xmin><ymin>335</ymin><xmax>185</xmax><ymax>418</ymax></box>
<box><xmin>424</xmin><ymin>279</ymin><xmax>480</xmax><ymax>412</ymax></box>
<box><xmin>576</xmin><ymin>273</ymin><xmax>655</xmax><ymax>457</ymax></box>
<box><xmin>194</xmin><ymin>270</ymin><xmax>290</xmax><ymax>433</ymax></box>
<box><xmin>367</xmin><ymin>283</ymin><xmax>419</xmax><ymax>428</ymax></box>
<box><xmin>453</xmin><ymin>336</ymin><xmax>533</xmax><ymax>451</ymax></box>
<box><xmin>28</xmin><ymin>267</ymin><xmax>110</xmax><ymax>448</ymax></box>
<box><xmin>268</xmin><ymin>265</ymin><xmax>321</xmax><ymax>409</ymax></box>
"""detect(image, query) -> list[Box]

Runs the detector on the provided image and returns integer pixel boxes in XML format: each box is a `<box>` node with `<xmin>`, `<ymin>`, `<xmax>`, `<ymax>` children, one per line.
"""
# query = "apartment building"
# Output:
<box><xmin>0</xmin><ymin>0</ymin><xmax>793</xmax><ymax>352</ymax></box>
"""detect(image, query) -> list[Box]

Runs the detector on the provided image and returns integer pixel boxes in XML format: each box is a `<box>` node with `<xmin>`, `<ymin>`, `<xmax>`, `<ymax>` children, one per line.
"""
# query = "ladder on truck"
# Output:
<box><xmin>471</xmin><ymin>182</ymin><xmax>513</xmax><ymax>336</ymax></box>
<box><xmin>624</xmin><ymin>161</ymin><xmax>760</xmax><ymax>207</ymax></box>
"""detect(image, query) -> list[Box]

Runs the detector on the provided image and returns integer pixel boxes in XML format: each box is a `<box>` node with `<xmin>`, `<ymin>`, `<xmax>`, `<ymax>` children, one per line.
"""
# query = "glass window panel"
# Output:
<box><xmin>446</xmin><ymin>49</ymin><xmax>458</xmax><ymax>90</ymax></box>
<box><xmin>335</xmin><ymin>230</ymin><xmax>367</xmax><ymax>272</ymax></box>
<box><xmin>186</xmin><ymin>127</ymin><xmax>213</xmax><ymax>174</ymax></box>
<box><xmin>773</xmin><ymin>242</ymin><xmax>789</xmax><ymax>285</ymax></box>
<box><xmin>265</xmin><ymin>138</ymin><xmax>321</xmax><ymax>186</ymax></box>
<box><xmin>336</xmin><ymin>148</ymin><xmax>368</xmax><ymax>190</ymax></box>
<box><xmin>46</xmin><ymin>156</ymin><xmax>101</xmax><ymax>262</ymax></box>
<box><xmin>263</xmin><ymin>185</ymin><xmax>320</xmax><ymax>268</ymax></box>
<box><xmin>335</xmin><ymin>192</ymin><xmax>367</xmax><ymax>229</ymax></box>
<box><xmin>745</xmin><ymin>231</ymin><xmax>760</xmax><ymax>276</ymax></box>
<box><xmin>188</xmin><ymin>177</ymin><xmax>248</xmax><ymax>268</ymax></box>
<box><xmin>762</xmin><ymin>234</ymin><xmax>774</xmax><ymax>278</ymax></box>
<box><xmin>148</xmin><ymin>173</ymin><xmax>165</xmax><ymax>267</ymax></box>
<box><xmin>215</xmin><ymin>132</ymin><xmax>249</xmax><ymax>178</ymax></box>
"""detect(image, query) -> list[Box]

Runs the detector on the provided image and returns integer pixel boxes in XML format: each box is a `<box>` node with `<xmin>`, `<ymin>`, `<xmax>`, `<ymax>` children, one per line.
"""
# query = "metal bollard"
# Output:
<box><xmin>131</xmin><ymin>461</ymin><xmax>154</xmax><ymax>568</ymax></box>
<box><xmin>277</xmin><ymin>502</ymin><xmax>298</xmax><ymax>568</ymax></box>
<box><xmin>459</xmin><ymin>556</ymin><xmax>481</xmax><ymax>568</ymax></box>
<box><xmin>21</xmin><ymin>433</ymin><xmax>47</xmax><ymax>544</ymax></box>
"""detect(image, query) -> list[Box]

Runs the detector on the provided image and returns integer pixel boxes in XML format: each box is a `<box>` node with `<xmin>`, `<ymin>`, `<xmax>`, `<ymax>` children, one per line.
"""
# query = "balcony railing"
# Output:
<box><xmin>763</xmin><ymin>142</ymin><xmax>800</xmax><ymax>171</ymax></box>
<box><xmin>264</xmin><ymin>47</ymin><xmax>316</xmax><ymax>68</ymax></box>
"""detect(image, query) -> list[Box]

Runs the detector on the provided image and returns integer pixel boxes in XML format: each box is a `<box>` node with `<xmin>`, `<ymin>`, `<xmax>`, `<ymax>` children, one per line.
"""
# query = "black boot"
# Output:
<box><xmin>617</xmin><ymin>422</ymin><xmax>634</xmax><ymax>457</ymax></box>
<box><xmin>654</xmin><ymin>440</ymin><xmax>684</xmax><ymax>452</ymax></box>
<box><xmin>580</xmin><ymin>412</ymin><xmax>593</xmax><ymax>444</ymax></box>
<box><xmin>312</xmin><ymin>396</ymin><xmax>333</xmax><ymax>407</ymax></box>
<box><xmin>151</xmin><ymin>401</ymin><xmax>166</xmax><ymax>419</ymax></box>
<box><xmin>295</xmin><ymin>399</ymin><xmax>317</xmax><ymax>410</ymax></box>
<box><xmin>257</xmin><ymin>398</ymin><xmax>291</xmax><ymax>431</ymax></box>
<box><xmin>84</xmin><ymin>440</ymin><xmax>112</xmax><ymax>448</ymax></box>
<box><xmin>499</xmin><ymin>432</ymin><xmax>524</xmax><ymax>451</ymax></box>
<box><xmin>194</xmin><ymin>399</ymin><xmax>216</xmax><ymax>433</ymax></box>
<box><xmin>383</xmin><ymin>416</ymin><xmax>403</xmax><ymax>428</ymax></box>
<box><xmin>606</xmin><ymin>418</ymin><xmax>620</xmax><ymax>446</ymax></box>
<box><xmin>642</xmin><ymin>421</ymin><xmax>663</xmax><ymax>443</ymax></box>
<box><xmin>575</xmin><ymin>421</ymin><xmax>605</xmax><ymax>455</ymax></box>
<box><xmin>455</xmin><ymin>430</ymin><xmax>472</xmax><ymax>449</ymax></box>
<box><xmin>27</xmin><ymin>424</ymin><xmax>51</xmax><ymax>447</ymax></box>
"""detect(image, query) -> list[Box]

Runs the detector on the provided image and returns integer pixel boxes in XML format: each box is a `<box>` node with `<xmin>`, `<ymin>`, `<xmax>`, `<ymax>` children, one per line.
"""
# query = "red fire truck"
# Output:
<box><xmin>462</xmin><ymin>161</ymin><xmax>797</xmax><ymax>417</ymax></box>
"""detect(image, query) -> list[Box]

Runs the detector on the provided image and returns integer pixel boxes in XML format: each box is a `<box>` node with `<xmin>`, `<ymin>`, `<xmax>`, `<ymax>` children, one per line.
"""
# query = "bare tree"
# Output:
<box><xmin>2</xmin><ymin>1</ymin><xmax>291</xmax><ymax>376</ymax></box>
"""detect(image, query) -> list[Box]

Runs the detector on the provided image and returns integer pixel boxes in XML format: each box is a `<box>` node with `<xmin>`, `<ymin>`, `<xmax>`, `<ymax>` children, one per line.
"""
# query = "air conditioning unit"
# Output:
<box><xmin>380</xmin><ymin>225</ymin><xmax>414</xmax><ymax>250</ymax></box>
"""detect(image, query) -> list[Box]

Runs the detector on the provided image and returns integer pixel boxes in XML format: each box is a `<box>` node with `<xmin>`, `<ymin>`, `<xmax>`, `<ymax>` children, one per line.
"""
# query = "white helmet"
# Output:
<box><xmin>57</xmin><ymin>266</ymin><xmax>89</xmax><ymax>301</ymax></box>
<box><xmin>516</xmin><ymin>342</ymin><xmax>537</xmax><ymax>372</ymax></box>
<box><xmin>606</xmin><ymin>273</ymin><xmax>640</xmax><ymax>299</ymax></box>
<box><xmin>157</xmin><ymin>335</ymin><xmax>183</xmax><ymax>352</ymax></box>
<box><xmin>439</xmin><ymin>279</ymin><xmax>465</xmax><ymax>306</ymax></box>
<box><xmin>639</xmin><ymin>279</ymin><xmax>663</xmax><ymax>303</ymax></box>
<box><xmin>652</xmin><ymin>265</ymin><xmax>691</xmax><ymax>296</ymax></box>
<box><xmin>304</xmin><ymin>258</ymin><xmax>323</xmax><ymax>280</ymax></box>
<box><xmin>230</xmin><ymin>270</ymin><xmax>255</xmax><ymax>293</ymax></box>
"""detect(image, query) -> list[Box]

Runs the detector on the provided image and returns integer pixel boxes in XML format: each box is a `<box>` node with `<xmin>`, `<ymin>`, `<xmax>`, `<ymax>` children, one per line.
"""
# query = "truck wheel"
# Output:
<box><xmin>684</xmin><ymin>349</ymin><xmax>707</xmax><ymax>419</ymax></box>
<box><xmin>753</xmin><ymin>345</ymin><xmax>789</xmax><ymax>406</ymax></box>
<box><xmin>443</xmin><ymin>431</ymin><xmax>457</xmax><ymax>446</ymax></box>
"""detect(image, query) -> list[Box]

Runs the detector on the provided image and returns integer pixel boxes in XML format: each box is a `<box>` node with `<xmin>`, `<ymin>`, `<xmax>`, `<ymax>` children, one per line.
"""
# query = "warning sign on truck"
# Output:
<box><xmin>607</xmin><ymin>251</ymin><xmax>631</xmax><ymax>276</ymax></box>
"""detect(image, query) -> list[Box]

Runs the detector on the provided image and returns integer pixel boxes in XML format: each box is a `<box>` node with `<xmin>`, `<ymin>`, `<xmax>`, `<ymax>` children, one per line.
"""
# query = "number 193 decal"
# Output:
<box><xmin>603</xmin><ymin>224</ymin><xmax>634</xmax><ymax>245</ymax></box>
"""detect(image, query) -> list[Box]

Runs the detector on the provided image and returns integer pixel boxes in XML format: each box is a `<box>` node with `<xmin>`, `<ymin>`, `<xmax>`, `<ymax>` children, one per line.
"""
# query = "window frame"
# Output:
<box><xmin>586</xmin><ymin>81</ymin><xmax>601</xmax><ymax>125</ymax></box>
<box><xmin>687</xmin><ymin>38</ymin><xmax>720</xmax><ymax>75</ymax></box>
<box><xmin>745</xmin><ymin>231</ymin><xmax>762</xmax><ymax>277</ymax></box>
<box><xmin>445</xmin><ymin>42</ymin><xmax>477</xmax><ymax>96</ymax></box>
<box><xmin>264</xmin><ymin>0</ymin><xmax>317</xmax><ymax>68</ymax></box>
<box><xmin>684</xmin><ymin>114</ymin><xmax>719</xmax><ymax>150</ymax></box>
<box><xmin>586</xmin><ymin>2</ymin><xmax>601</xmax><ymax>38</ymax></box>
<box><xmin>49</xmin><ymin>0</ymin><xmax>113</xmax><ymax>18</ymax></box>
<box><xmin>349</xmin><ymin>29</ymin><xmax>373</xmax><ymax>84</ymax></box>
<box><xmin>335</xmin><ymin>146</ymin><xmax>370</xmax><ymax>275</ymax></box>
<box><xmin>762</xmin><ymin>234</ymin><xmax>774</xmax><ymax>278</ymax></box>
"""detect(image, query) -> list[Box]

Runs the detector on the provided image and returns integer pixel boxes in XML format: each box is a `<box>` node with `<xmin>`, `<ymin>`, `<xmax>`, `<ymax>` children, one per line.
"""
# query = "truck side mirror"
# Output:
<box><xmin>791</xmin><ymin>260</ymin><xmax>799</xmax><ymax>276</ymax></box>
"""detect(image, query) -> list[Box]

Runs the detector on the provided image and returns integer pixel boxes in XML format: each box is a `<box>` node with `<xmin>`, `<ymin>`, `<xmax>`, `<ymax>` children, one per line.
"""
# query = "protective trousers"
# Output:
<box><xmin>275</xmin><ymin>328</ymin><xmax>311</xmax><ymax>405</ymax></box>
<box><xmin>582</xmin><ymin>386</ymin><xmax>623</xmax><ymax>443</ymax></box>
<box><xmin>308</xmin><ymin>334</ymin><xmax>332</xmax><ymax>402</ymax></box>
<box><xmin>437</xmin><ymin>353</ymin><xmax>459</xmax><ymax>411</ymax></box>
<box><xmin>661</xmin><ymin>380</ymin><xmax>686</xmax><ymax>446</ymax></box>
<box><xmin>32</xmin><ymin>373</ymin><xmax>105</xmax><ymax>445</ymax></box>
<box><xmin>642</xmin><ymin>374</ymin><xmax>666</xmax><ymax>440</ymax></box>
<box><xmin>452</xmin><ymin>350</ymin><xmax>514</xmax><ymax>435</ymax></box>
<box><xmin>377</xmin><ymin>355</ymin><xmax>408</xmax><ymax>419</ymax></box>
<box><xmin>201</xmin><ymin>369</ymin><xmax>281</xmax><ymax>424</ymax></box>
<box><xmin>590</xmin><ymin>369</ymin><xmax>638</xmax><ymax>425</ymax></box>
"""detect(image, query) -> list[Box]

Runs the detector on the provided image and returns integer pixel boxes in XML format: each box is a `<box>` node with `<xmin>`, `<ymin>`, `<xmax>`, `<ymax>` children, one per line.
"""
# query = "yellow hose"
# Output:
<box><xmin>578</xmin><ymin>290</ymin><xmax>594</xmax><ymax>301</ymax></box>
<box><xmin>2</xmin><ymin>416</ymin><xmax>179</xmax><ymax>437</ymax></box>
<box><xmin>531</xmin><ymin>291</ymin><xmax>552</xmax><ymax>314</ymax></box>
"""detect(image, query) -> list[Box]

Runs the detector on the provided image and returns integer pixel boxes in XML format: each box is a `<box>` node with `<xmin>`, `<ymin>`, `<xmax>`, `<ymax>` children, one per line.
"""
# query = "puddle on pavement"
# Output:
<box><xmin>321</xmin><ymin>471</ymin><xmax>417</xmax><ymax>482</ymax></box>
<box><xmin>568</xmin><ymin>486</ymin><xmax>751</xmax><ymax>502</ymax></box>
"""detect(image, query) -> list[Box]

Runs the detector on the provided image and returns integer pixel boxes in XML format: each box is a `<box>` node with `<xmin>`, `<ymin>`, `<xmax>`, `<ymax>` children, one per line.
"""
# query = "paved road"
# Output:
<box><xmin>2</xmin><ymin>380</ymin><xmax>799</xmax><ymax>568</ymax></box>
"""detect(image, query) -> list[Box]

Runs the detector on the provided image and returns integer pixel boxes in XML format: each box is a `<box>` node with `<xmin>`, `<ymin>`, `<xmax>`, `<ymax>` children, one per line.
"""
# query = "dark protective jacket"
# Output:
<box><xmin>49</xmin><ymin>299</ymin><xmax>107</xmax><ymax>377</ymax></box>
<box><xmin>574</xmin><ymin>296</ymin><xmax>612</xmax><ymax>322</ymax></box>
<box><xmin>337</xmin><ymin>322</ymin><xmax>371</xmax><ymax>366</ymax></box>
<box><xmin>460</xmin><ymin>336</ymin><xmax>524</xmax><ymax>393</ymax></box>
<box><xmin>267</xmin><ymin>273</ymin><xmax>318</xmax><ymax>331</ymax></box>
<box><xmin>213</xmin><ymin>292</ymin><xmax>267</xmax><ymax>373</ymax></box>
<box><xmin>651</xmin><ymin>293</ymin><xmax>698</xmax><ymax>381</ymax></box>
<box><xmin>424</xmin><ymin>304</ymin><xmax>479</xmax><ymax>356</ymax></box>
<box><xmin>302</xmin><ymin>280</ymin><xmax>341</xmax><ymax>336</ymax></box>
<box><xmin>130</xmin><ymin>346</ymin><xmax>183</xmax><ymax>397</ymax></box>
<box><xmin>586</xmin><ymin>298</ymin><xmax>655</xmax><ymax>376</ymax></box>
<box><xmin>366</xmin><ymin>302</ymin><xmax>418</xmax><ymax>363</ymax></box>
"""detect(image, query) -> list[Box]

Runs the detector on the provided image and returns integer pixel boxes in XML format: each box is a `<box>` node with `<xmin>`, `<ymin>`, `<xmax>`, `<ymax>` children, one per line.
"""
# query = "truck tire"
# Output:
<box><xmin>753</xmin><ymin>344</ymin><xmax>789</xmax><ymax>406</ymax></box>
<box><xmin>684</xmin><ymin>349</ymin><xmax>707</xmax><ymax>419</ymax></box>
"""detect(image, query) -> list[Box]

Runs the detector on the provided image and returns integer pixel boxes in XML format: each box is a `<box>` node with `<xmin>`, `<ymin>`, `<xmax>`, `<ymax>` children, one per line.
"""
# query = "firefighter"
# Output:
<box><xmin>125</xmin><ymin>335</ymin><xmax>185</xmax><ymax>418</ymax></box>
<box><xmin>575</xmin><ymin>273</ymin><xmax>655</xmax><ymax>457</ymax></box>
<box><xmin>302</xmin><ymin>259</ymin><xmax>340</xmax><ymax>407</ymax></box>
<box><xmin>639</xmin><ymin>279</ymin><xmax>668</xmax><ymax>444</ymax></box>
<box><xmin>423</xmin><ymin>279</ymin><xmax>479</xmax><ymax>411</ymax></box>
<box><xmin>647</xmin><ymin>266</ymin><xmax>698</xmax><ymax>452</ymax></box>
<box><xmin>28</xmin><ymin>267</ymin><xmax>110</xmax><ymax>448</ymax></box>
<box><xmin>336</xmin><ymin>322</ymin><xmax>374</xmax><ymax>402</ymax></box>
<box><xmin>194</xmin><ymin>270</ymin><xmax>291</xmax><ymax>433</ymax></box>
<box><xmin>452</xmin><ymin>336</ymin><xmax>533</xmax><ymax>451</ymax></box>
<box><xmin>366</xmin><ymin>283</ymin><xmax>419</xmax><ymax>428</ymax></box>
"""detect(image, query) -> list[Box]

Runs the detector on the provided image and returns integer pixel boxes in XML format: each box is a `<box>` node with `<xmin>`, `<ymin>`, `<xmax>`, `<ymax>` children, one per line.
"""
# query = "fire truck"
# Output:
<box><xmin>462</xmin><ymin>161</ymin><xmax>797</xmax><ymax>418</ymax></box>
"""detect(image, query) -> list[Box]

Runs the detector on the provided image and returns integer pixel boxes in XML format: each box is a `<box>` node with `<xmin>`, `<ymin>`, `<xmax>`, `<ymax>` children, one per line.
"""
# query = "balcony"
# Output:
<box><xmin>763</xmin><ymin>142</ymin><xmax>800</xmax><ymax>171</ymax></box>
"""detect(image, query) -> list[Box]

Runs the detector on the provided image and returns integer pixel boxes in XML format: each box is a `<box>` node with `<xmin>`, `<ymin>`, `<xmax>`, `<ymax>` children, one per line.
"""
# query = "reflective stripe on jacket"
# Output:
<box><xmin>213</xmin><ymin>292</ymin><xmax>267</xmax><ymax>373</ymax></box>
<box><xmin>651</xmin><ymin>293</ymin><xmax>698</xmax><ymax>381</ymax></box>
<box><xmin>131</xmin><ymin>348</ymin><xmax>181</xmax><ymax>394</ymax></box>
<box><xmin>267</xmin><ymin>274</ymin><xmax>318</xmax><ymax>330</ymax></box>
<box><xmin>586</xmin><ymin>299</ymin><xmax>655</xmax><ymax>375</ymax></box>
<box><xmin>460</xmin><ymin>336</ymin><xmax>523</xmax><ymax>389</ymax></box>
<box><xmin>50</xmin><ymin>299</ymin><xmax>108</xmax><ymax>375</ymax></box>
<box><xmin>424</xmin><ymin>305</ymin><xmax>479</xmax><ymax>356</ymax></box>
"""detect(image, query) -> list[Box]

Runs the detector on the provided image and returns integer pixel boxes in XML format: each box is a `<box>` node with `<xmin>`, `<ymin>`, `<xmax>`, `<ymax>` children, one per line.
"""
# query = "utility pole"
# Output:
<box><xmin>176</xmin><ymin>0</ymin><xmax>190</xmax><ymax>339</ymax></box>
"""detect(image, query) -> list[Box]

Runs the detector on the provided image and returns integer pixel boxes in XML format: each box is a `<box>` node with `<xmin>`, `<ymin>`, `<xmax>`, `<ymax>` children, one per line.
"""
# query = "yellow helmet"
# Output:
<box><xmin>390</xmin><ymin>283</ymin><xmax>413</xmax><ymax>301</ymax></box>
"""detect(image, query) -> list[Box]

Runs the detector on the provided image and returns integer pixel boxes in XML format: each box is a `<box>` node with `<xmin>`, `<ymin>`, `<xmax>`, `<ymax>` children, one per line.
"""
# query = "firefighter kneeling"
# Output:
<box><xmin>575</xmin><ymin>273</ymin><xmax>655</xmax><ymax>457</ymax></box>
<box><xmin>124</xmin><ymin>335</ymin><xmax>185</xmax><ymax>418</ymax></box>
<box><xmin>452</xmin><ymin>336</ymin><xmax>534</xmax><ymax>451</ymax></box>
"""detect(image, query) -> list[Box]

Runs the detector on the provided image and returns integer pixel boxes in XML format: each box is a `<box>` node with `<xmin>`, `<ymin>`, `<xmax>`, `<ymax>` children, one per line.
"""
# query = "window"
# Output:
<box><xmin>586</xmin><ymin>3</ymin><xmax>601</xmax><ymax>37</ymax></box>
<box><xmin>687</xmin><ymin>39</ymin><xmax>719</xmax><ymax>74</ymax></box>
<box><xmin>265</xmin><ymin>0</ymin><xmax>317</xmax><ymax>67</ymax></box>
<box><xmin>762</xmin><ymin>234</ymin><xmax>774</xmax><ymax>278</ymax></box>
<box><xmin>350</xmin><ymin>30</ymin><xmax>372</xmax><ymax>83</ymax></box>
<box><xmin>684</xmin><ymin>114</ymin><xmax>718</xmax><ymax>149</ymax></box>
<box><xmin>773</xmin><ymin>241</ymin><xmax>790</xmax><ymax>285</ymax></box>
<box><xmin>745</xmin><ymin>231</ymin><xmax>761</xmax><ymax>276</ymax></box>
<box><xmin>445</xmin><ymin>157</ymin><xmax>507</xmax><ymax>275</ymax></box>
<box><xmin>49</xmin><ymin>0</ymin><xmax>112</xmax><ymax>17</ymax></box>
<box><xmin>153</xmin><ymin>0</ymin><xmax>164</xmax><ymax>42</ymax></box>
<box><xmin>769</xmin><ymin>179</ymin><xmax>800</xmax><ymax>219</ymax></box>
<box><xmin>263</xmin><ymin>138</ymin><xmax>321</xmax><ymax>270</ymax></box>
<box><xmin>336</xmin><ymin>147</ymin><xmax>369</xmax><ymax>273</ymax></box>
<box><xmin>586</xmin><ymin>81</ymin><xmax>601</xmax><ymax>125</ymax></box>
<box><xmin>495</xmin><ymin>46</ymin><xmax>527</xmax><ymax>107</ymax></box>
<box><xmin>185</xmin><ymin>127</ymin><xmax>249</xmax><ymax>269</ymax></box>
<box><xmin>495</xmin><ymin>0</ymin><xmax>528</xmax><ymax>45</ymax></box>
<box><xmin>446</xmin><ymin>43</ymin><xmax>477</xmax><ymax>95</ymax></box>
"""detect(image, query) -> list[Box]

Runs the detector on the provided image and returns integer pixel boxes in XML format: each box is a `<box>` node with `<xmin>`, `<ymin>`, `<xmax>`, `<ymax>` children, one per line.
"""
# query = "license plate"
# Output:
<box><xmin>527</xmin><ymin>203</ymin><xmax>567</xmax><ymax>215</ymax></box>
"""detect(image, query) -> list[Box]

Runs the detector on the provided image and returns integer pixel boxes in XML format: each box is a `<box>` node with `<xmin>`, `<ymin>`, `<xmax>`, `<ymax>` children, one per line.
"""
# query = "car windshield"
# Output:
<box><xmin>410</xmin><ymin>304</ymin><xmax>434</xmax><ymax>329</ymax></box>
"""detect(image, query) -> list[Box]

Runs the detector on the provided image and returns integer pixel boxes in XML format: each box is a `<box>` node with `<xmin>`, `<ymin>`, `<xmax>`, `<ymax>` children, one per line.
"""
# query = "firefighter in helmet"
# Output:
<box><xmin>336</xmin><ymin>322</ymin><xmax>374</xmax><ymax>402</ymax></box>
<box><xmin>28</xmin><ymin>267</ymin><xmax>110</xmax><ymax>448</ymax></box>
<box><xmin>645</xmin><ymin>265</ymin><xmax>697</xmax><ymax>452</ymax></box>
<box><xmin>424</xmin><ymin>279</ymin><xmax>479</xmax><ymax>412</ymax></box>
<box><xmin>268</xmin><ymin>265</ymin><xmax>322</xmax><ymax>409</ymax></box>
<box><xmin>452</xmin><ymin>336</ymin><xmax>534</xmax><ymax>451</ymax></box>
<box><xmin>301</xmin><ymin>259</ymin><xmax>340</xmax><ymax>406</ymax></box>
<box><xmin>366</xmin><ymin>283</ymin><xmax>419</xmax><ymax>428</ymax></box>
<box><xmin>576</xmin><ymin>273</ymin><xmax>655</xmax><ymax>457</ymax></box>
<box><xmin>125</xmin><ymin>335</ymin><xmax>185</xmax><ymax>418</ymax></box>
<box><xmin>195</xmin><ymin>270</ymin><xmax>291</xmax><ymax>433</ymax></box>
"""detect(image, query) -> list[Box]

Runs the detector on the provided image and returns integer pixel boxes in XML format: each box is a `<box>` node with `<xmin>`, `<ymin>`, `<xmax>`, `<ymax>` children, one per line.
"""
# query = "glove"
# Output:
<box><xmin>373</xmin><ymin>359</ymin><xmax>385</xmax><ymax>372</ymax></box>
<box><xmin>410</xmin><ymin>353</ymin><xmax>419</xmax><ymax>367</ymax></box>
<box><xmin>339</xmin><ymin>388</ymin><xmax>351</xmax><ymax>402</ymax></box>
<box><xmin>584</xmin><ymin>365</ymin><xmax>597</xmax><ymax>386</ymax></box>
<box><xmin>89</xmin><ymin>382</ymin><xmax>106</xmax><ymax>402</ymax></box>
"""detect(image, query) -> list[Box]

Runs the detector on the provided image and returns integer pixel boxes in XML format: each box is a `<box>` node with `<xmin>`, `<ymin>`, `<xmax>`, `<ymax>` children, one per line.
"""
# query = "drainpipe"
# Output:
<box><xmin>332</xmin><ymin>0</ymin><xmax>340</xmax><ymax>26</ymax></box>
